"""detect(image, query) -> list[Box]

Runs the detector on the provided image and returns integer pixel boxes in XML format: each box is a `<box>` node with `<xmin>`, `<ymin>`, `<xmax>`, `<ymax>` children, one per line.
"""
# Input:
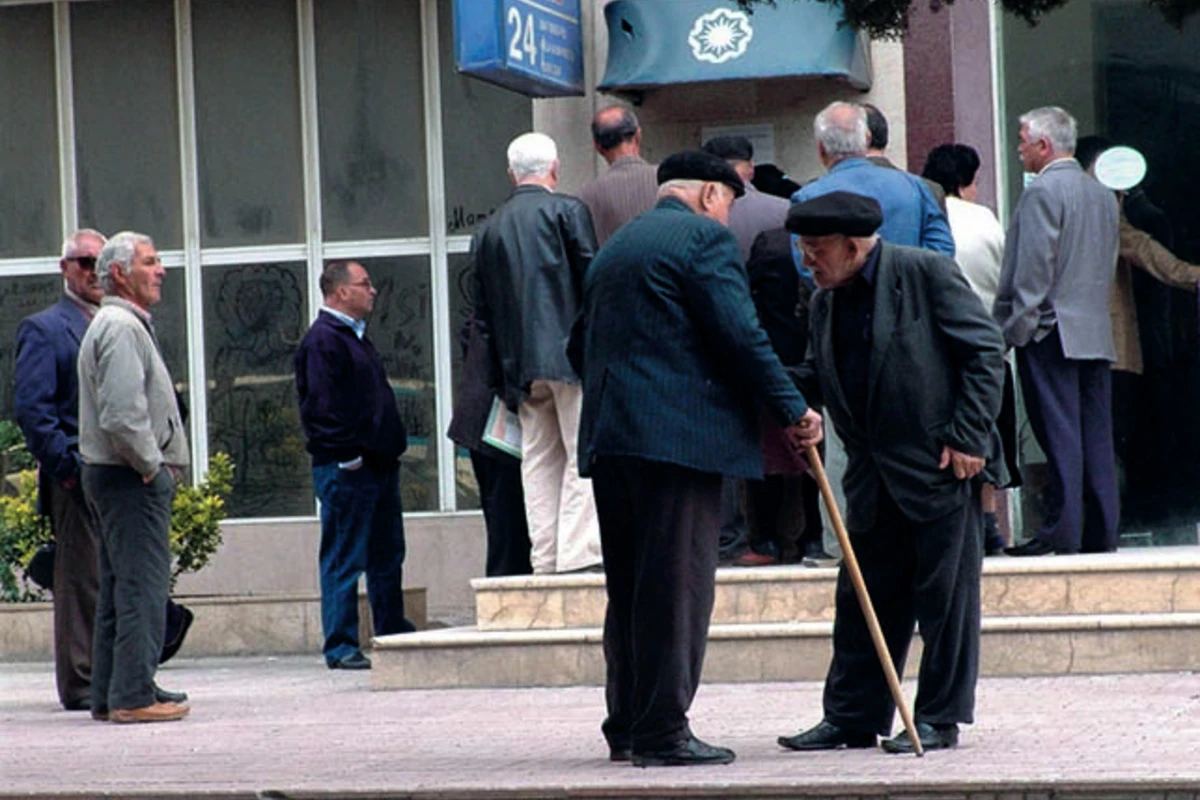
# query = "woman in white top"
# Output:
<box><xmin>922</xmin><ymin>143</ymin><xmax>1020</xmax><ymax>555</ymax></box>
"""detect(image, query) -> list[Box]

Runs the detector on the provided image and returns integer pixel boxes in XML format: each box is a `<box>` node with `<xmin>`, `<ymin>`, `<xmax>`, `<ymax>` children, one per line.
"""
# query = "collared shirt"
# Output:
<box><xmin>64</xmin><ymin>286</ymin><xmax>100</xmax><ymax>320</ymax></box>
<box><xmin>320</xmin><ymin>305</ymin><xmax>366</xmax><ymax>340</ymax></box>
<box><xmin>833</xmin><ymin>243</ymin><xmax>882</xmax><ymax>423</ymax></box>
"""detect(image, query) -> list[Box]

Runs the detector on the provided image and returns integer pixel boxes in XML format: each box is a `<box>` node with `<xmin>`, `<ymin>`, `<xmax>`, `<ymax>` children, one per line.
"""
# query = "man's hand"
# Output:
<box><xmin>786</xmin><ymin>408</ymin><xmax>823</xmax><ymax>451</ymax></box>
<box><xmin>939</xmin><ymin>446</ymin><xmax>985</xmax><ymax>480</ymax></box>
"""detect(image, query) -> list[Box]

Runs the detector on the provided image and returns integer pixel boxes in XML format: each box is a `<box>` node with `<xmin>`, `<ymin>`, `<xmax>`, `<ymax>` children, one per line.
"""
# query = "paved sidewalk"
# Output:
<box><xmin>2</xmin><ymin>656</ymin><xmax>1199</xmax><ymax>798</ymax></box>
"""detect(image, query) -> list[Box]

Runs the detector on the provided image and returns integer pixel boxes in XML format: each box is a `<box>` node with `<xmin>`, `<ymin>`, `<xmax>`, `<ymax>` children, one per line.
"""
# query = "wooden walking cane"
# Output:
<box><xmin>806</xmin><ymin>445</ymin><xmax>925</xmax><ymax>757</ymax></box>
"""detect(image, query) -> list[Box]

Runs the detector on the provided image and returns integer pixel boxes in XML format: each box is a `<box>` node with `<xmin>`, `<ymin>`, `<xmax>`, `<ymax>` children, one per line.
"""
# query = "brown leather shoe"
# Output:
<box><xmin>109</xmin><ymin>702</ymin><xmax>190</xmax><ymax>724</ymax></box>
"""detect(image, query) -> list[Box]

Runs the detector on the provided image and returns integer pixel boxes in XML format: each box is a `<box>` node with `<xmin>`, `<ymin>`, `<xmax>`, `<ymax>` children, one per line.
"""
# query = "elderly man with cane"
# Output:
<box><xmin>574</xmin><ymin>151</ymin><xmax>822</xmax><ymax>767</ymax></box>
<box><xmin>778</xmin><ymin>192</ymin><xmax>1005</xmax><ymax>754</ymax></box>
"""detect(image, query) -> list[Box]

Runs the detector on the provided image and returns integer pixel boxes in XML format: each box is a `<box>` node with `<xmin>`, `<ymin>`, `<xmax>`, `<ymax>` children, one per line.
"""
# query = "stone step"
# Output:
<box><xmin>371</xmin><ymin>611</ymin><xmax>1200</xmax><ymax>689</ymax></box>
<box><xmin>0</xmin><ymin>587</ymin><xmax>426</xmax><ymax>662</ymax></box>
<box><xmin>473</xmin><ymin>548</ymin><xmax>1200</xmax><ymax>630</ymax></box>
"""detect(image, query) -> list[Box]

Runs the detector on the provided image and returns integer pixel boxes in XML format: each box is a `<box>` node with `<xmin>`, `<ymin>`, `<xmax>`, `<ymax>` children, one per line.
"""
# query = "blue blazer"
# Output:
<box><xmin>15</xmin><ymin>296</ymin><xmax>91</xmax><ymax>484</ymax></box>
<box><xmin>573</xmin><ymin>197</ymin><xmax>809</xmax><ymax>480</ymax></box>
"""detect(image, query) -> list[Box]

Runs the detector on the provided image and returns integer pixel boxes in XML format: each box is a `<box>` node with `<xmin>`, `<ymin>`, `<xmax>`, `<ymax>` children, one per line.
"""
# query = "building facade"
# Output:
<box><xmin>2</xmin><ymin>0</ymin><xmax>1197</xmax><ymax>617</ymax></box>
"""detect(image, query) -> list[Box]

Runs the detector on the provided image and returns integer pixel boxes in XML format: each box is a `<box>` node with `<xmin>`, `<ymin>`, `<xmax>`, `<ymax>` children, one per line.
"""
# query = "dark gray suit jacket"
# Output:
<box><xmin>792</xmin><ymin>242</ymin><xmax>1005</xmax><ymax>530</ymax></box>
<box><xmin>574</xmin><ymin>197</ymin><xmax>809</xmax><ymax>480</ymax></box>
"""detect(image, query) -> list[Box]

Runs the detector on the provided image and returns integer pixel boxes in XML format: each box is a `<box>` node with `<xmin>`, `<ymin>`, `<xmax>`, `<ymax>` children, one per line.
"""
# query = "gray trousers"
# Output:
<box><xmin>82</xmin><ymin>464</ymin><xmax>174</xmax><ymax>711</ymax></box>
<box><xmin>46</xmin><ymin>480</ymin><xmax>100</xmax><ymax>709</ymax></box>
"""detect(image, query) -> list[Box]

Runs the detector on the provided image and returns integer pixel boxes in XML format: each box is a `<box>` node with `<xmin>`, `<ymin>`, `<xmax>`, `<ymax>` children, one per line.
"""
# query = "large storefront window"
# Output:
<box><xmin>0</xmin><ymin>5</ymin><xmax>59</xmax><ymax>259</ymax></box>
<box><xmin>72</xmin><ymin>0</ymin><xmax>183</xmax><ymax>249</ymax></box>
<box><xmin>203</xmin><ymin>262</ymin><xmax>311</xmax><ymax>518</ymax></box>
<box><xmin>356</xmin><ymin>256</ymin><xmax>439</xmax><ymax>512</ymax></box>
<box><xmin>193</xmin><ymin>0</ymin><xmax>305</xmax><ymax>247</ymax></box>
<box><xmin>314</xmin><ymin>0</ymin><xmax>429</xmax><ymax>241</ymax></box>
<box><xmin>0</xmin><ymin>0</ymin><xmax>531</xmax><ymax>520</ymax></box>
<box><xmin>1000</xmin><ymin>4</ymin><xmax>1200</xmax><ymax>546</ymax></box>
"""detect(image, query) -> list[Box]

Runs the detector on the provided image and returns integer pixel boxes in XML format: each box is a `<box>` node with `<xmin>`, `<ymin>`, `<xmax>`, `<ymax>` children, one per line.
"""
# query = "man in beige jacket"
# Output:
<box><xmin>78</xmin><ymin>231</ymin><xmax>191</xmax><ymax>724</ymax></box>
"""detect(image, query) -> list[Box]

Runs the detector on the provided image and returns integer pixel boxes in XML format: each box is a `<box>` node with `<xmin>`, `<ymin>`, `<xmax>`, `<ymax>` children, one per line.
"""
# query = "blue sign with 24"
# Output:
<box><xmin>454</xmin><ymin>0</ymin><xmax>584</xmax><ymax>98</ymax></box>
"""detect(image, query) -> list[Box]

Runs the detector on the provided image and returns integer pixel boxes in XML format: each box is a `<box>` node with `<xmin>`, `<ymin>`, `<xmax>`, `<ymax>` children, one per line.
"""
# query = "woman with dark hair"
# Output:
<box><xmin>922</xmin><ymin>143</ymin><xmax>1019</xmax><ymax>555</ymax></box>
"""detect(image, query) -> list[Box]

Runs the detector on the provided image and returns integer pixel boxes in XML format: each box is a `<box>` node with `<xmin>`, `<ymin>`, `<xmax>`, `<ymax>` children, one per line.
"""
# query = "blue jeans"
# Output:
<box><xmin>312</xmin><ymin>462</ymin><xmax>411</xmax><ymax>665</ymax></box>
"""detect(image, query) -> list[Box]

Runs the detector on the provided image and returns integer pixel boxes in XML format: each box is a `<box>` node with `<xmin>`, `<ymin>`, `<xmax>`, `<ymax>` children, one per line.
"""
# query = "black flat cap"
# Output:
<box><xmin>702</xmin><ymin>135</ymin><xmax>754</xmax><ymax>162</ymax></box>
<box><xmin>657</xmin><ymin>151</ymin><xmax>746</xmax><ymax>198</ymax></box>
<box><xmin>786</xmin><ymin>191</ymin><xmax>883</xmax><ymax>237</ymax></box>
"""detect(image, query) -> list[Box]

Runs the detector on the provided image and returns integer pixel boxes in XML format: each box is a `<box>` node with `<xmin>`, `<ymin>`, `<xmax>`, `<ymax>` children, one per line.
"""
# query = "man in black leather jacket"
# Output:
<box><xmin>471</xmin><ymin>132</ymin><xmax>602</xmax><ymax>574</ymax></box>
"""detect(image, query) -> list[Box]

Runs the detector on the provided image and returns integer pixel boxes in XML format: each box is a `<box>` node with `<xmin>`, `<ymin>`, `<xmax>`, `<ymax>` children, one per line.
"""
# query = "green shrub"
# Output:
<box><xmin>0</xmin><ymin>470</ymin><xmax>52</xmax><ymax>602</ymax></box>
<box><xmin>169</xmin><ymin>452</ymin><xmax>235</xmax><ymax>589</ymax></box>
<box><xmin>0</xmin><ymin>423</ymin><xmax>235</xmax><ymax>601</ymax></box>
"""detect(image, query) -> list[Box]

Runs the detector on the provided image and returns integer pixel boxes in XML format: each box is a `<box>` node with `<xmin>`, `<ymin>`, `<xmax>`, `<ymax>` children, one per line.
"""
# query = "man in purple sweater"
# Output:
<box><xmin>295</xmin><ymin>261</ymin><xmax>415</xmax><ymax>670</ymax></box>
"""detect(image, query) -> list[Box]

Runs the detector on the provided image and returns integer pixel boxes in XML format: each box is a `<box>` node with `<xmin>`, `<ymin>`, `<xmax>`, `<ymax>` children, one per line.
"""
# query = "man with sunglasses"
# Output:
<box><xmin>15</xmin><ymin>230</ymin><xmax>107</xmax><ymax>711</ymax></box>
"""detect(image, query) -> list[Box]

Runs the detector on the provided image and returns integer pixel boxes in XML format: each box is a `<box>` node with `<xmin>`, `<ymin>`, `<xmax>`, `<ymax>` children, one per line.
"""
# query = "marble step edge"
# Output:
<box><xmin>374</xmin><ymin>611</ymin><xmax>1200</xmax><ymax>651</ymax></box>
<box><xmin>471</xmin><ymin>549</ymin><xmax>1200</xmax><ymax>593</ymax></box>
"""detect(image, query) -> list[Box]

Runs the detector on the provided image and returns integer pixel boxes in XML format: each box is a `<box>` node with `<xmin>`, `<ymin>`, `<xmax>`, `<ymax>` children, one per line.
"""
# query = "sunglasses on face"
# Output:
<box><xmin>72</xmin><ymin>256</ymin><xmax>98</xmax><ymax>270</ymax></box>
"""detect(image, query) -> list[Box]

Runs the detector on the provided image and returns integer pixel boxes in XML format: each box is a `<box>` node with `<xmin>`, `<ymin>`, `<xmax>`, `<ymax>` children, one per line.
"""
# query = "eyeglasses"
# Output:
<box><xmin>347</xmin><ymin>279</ymin><xmax>374</xmax><ymax>290</ymax></box>
<box><xmin>71</xmin><ymin>256</ymin><xmax>98</xmax><ymax>270</ymax></box>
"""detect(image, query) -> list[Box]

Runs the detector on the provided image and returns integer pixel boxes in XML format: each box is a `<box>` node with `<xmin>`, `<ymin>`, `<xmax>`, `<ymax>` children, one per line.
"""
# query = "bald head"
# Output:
<box><xmin>591</xmin><ymin>105</ymin><xmax>642</xmax><ymax>164</ymax></box>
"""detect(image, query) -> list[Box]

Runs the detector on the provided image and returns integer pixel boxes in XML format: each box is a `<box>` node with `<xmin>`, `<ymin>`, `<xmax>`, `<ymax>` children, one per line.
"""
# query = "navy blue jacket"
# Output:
<box><xmin>295</xmin><ymin>311</ymin><xmax>407</xmax><ymax>469</ymax></box>
<box><xmin>15</xmin><ymin>296</ymin><xmax>91</xmax><ymax>485</ymax></box>
<box><xmin>573</xmin><ymin>197</ymin><xmax>809</xmax><ymax>480</ymax></box>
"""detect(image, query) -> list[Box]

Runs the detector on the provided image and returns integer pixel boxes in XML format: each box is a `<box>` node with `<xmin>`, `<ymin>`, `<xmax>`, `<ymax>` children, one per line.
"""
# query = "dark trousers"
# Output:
<box><xmin>717</xmin><ymin>477</ymin><xmax>747</xmax><ymax>559</ymax></box>
<box><xmin>82</xmin><ymin>465</ymin><xmax>173</xmax><ymax>712</ymax></box>
<box><xmin>47</xmin><ymin>479</ymin><xmax>99</xmax><ymax>709</ymax></box>
<box><xmin>745</xmin><ymin>474</ymin><xmax>823</xmax><ymax>561</ymax></box>
<box><xmin>591</xmin><ymin>456</ymin><xmax>722</xmax><ymax>751</ymax></box>
<box><xmin>312</xmin><ymin>462</ymin><xmax>411</xmax><ymax>665</ymax></box>
<box><xmin>470</xmin><ymin>450</ymin><xmax>531</xmax><ymax>577</ymax></box>
<box><xmin>1017</xmin><ymin>329</ymin><xmax>1119</xmax><ymax>553</ymax></box>
<box><xmin>824</xmin><ymin>485</ymin><xmax>982</xmax><ymax>735</ymax></box>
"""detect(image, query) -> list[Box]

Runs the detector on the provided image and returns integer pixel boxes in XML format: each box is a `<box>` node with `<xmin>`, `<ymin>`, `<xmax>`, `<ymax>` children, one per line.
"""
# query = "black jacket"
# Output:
<box><xmin>573</xmin><ymin>197</ymin><xmax>809</xmax><ymax>480</ymax></box>
<box><xmin>790</xmin><ymin>242</ymin><xmax>1005</xmax><ymax>529</ymax></box>
<box><xmin>747</xmin><ymin>228</ymin><xmax>812</xmax><ymax>367</ymax></box>
<box><xmin>472</xmin><ymin>184</ymin><xmax>597</xmax><ymax>410</ymax></box>
<box><xmin>295</xmin><ymin>311</ymin><xmax>407</xmax><ymax>469</ymax></box>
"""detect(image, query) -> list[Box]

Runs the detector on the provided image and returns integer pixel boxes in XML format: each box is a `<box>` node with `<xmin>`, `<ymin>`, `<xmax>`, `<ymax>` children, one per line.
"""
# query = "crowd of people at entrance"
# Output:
<box><xmin>445</xmin><ymin>100</ymin><xmax>1198</xmax><ymax>763</ymax></box>
<box><xmin>14</xmin><ymin>95</ymin><xmax>1197</xmax><ymax>765</ymax></box>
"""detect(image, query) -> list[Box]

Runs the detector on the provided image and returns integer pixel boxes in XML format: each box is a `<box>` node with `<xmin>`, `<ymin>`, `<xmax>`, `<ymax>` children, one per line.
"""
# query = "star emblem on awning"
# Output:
<box><xmin>688</xmin><ymin>8</ymin><xmax>755</xmax><ymax>65</ymax></box>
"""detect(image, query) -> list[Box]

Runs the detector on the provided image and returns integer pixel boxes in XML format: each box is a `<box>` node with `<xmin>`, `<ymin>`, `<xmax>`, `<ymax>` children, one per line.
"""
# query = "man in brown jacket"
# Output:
<box><xmin>579</xmin><ymin>106</ymin><xmax>659</xmax><ymax>245</ymax></box>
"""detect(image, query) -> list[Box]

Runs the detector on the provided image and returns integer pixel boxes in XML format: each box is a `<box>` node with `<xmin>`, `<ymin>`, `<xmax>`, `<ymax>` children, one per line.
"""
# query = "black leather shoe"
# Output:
<box><xmin>607</xmin><ymin>736</ymin><xmax>632</xmax><ymax>762</ymax></box>
<box><xmin>63</xmin><ymin>697</ymin><xmax>92</xmax><ymax>711</ymax></box>
<box><xmin>160</xmin><ymin>604</ymin><xmax>195</xmax><ymax>664</ymax></box>
<box><xmin>881</xmin><ymin>722</ymin><xmax>958</xmax><ymax>754</ymax></box>
<box><xmin>632</xmin><ymin>735</ymin><xmax>736</xmax><ymax>767</ymax></box>
<box><xmin>328</xmin><ymin>651</ymin><xmax>372</xmax><ymax>670</ymax></box>
<box><xmin>1004</xmin><ymin>538</ymin><xmax>1056</xmax><ymax>556</ymax></box>
<box><xmin>778</xmin><ymin>719</ymin><xmax>876</xmax><ymax>751</ymax></box>
<box><xmin>154</xmin><ymin>683</ymin><xmax>188</xmax><ymax>704</ymax></box>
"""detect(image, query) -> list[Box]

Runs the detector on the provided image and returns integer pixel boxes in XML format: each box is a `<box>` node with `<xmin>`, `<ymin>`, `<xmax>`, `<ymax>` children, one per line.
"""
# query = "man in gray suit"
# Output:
<box><xmin>702</xmin><ymin>135</ymin><xmax>789</xmax><ymax>262</ymax></box>
<box><xmin>578</xmin><ymin>106</ymin><xmax>659</xmax><ymax>245</ymax></box>
<box><xmin>994</xmin><ymin>106</ymin><xmax>1121</xmax><ymax>556</ymax></box>
<box><xmin>778</xmin><ymin>191</ymin><xmax>1004</xmax><ymax>755</ymax></box>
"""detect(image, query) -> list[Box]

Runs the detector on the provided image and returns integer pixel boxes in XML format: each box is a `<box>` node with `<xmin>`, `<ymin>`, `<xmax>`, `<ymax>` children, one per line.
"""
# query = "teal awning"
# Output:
<box><xmin>598</xmin><ymin>0</ymin><xmax>872</xmax><ymax>93</ymax></box>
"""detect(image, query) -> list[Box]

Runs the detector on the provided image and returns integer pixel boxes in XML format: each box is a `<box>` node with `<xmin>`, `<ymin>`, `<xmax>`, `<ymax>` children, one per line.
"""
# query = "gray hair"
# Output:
<box><xmin>97</xmin><ymin>231</ymin><xmax>154</xmax><ymax>294</ymax></box>
<box><xmin>657</xmin><ymin>179</ymin><xmax>706</xmax><ymax>198</ymax></box>
<box><xmin>507</xmin><ymin>132</ymin><xmax>558</xmax><ymax>180</ymax></box>
<box><xmin>61</xmin><ymin>228</ymin><xmax>106</xmax><ymax>260</ymax></box>
<box><xmin>814</xmin><ymin>101</ymin><xmax>869</xmax><ymax>160</ymax></box>
<box><xmin>1020</xmin><ymin>106</ymin><xmax>1077</xmax><ymax>155</ymax></box>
